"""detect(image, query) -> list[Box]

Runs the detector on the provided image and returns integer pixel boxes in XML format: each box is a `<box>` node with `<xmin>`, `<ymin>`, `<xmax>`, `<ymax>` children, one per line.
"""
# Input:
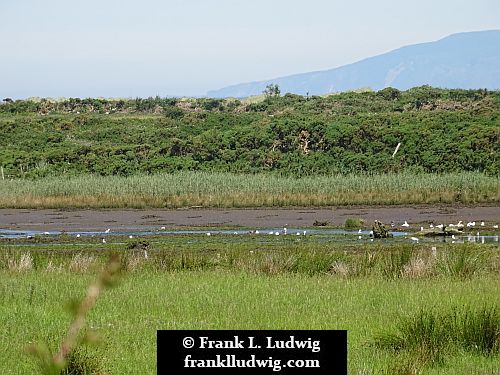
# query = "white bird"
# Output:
<box><xmin>451</xmin><ymin>234</ymin><xmax>456</xmax><ymax>240</ymax></box>
<box><xmin>457</xmin><ymin>221</ymin><xmax>464</xmax><ymax>228</ymax></box>
<box><xmin>44</xmin><ymin>231</ymin><xmax>50</xmax><ymax>235</ymax></box>
<box><xmin>448</xmin><ymin>223</ymin><xmax>455</xmax><ymax>227</ymax></box>
<box><xmin>160</xmin><ymin>226</ymin><xmax>166</xmax><ymax>230</ymax></box>
<box><xmin>102</xmin><ymin>238</ymin><xmax>106</xmax><ymax>243</ymax></box>
<box><xmin>275</xmin><ymin>232</ymin><xmax>280</xmax><ymax>236</ymax></box>
<box><xmin>358</xmin><ymin>229</ymin><xmax>362</xmax><ymax>234</ymax></box>
<box><xmin>429</xmin><ymin>224</ymin><xmax>434</xmax><ymax>228</ymax></box>
<box><xmin>493</xmin><ymin>225</ymin><xmax>498</xmax><ymax>229</ymax></box>
<box><xmin>358</xmin><ymin>235</ymin><xmax>362</xmax><ymax>240</ymax></box>
<box><xmin>436</xmin><ymin>224</ymin><xmax>444</xmax><ymax>229</ymax></box>
<box><xmin>303</xmin><ymin>230</ymin><xmax>307</xmax><ymax>235</ymax></box>
<box><xmin>410</xmin><ymin>237</ymin><xmax>419</xmax><ymax>242</ymax></box>
<box><xmin>206</xmin><ymin>232</ymin><xmax>211</xmax><ymax>236</ymax></box>
<box><xmin>467</xmin><ymin>221</ymin><xmax>476</xmax><ymax>227</ymax></box>
<box><xmin>144</xmin><ymin>250</ymin><xmax>148</xmax><ymax>259</ymax></box>
<box><xmin>269</xmin><ymin>231</ymin><xmax>274</xmax><ymax>235</ymax></box>
<box><xmin>129</xmin><ymin>235</ymin><xmax>133</xmax><ymax>239</ymax></box>
<box><xmin>105</xmin><ymin>228</ymin><xmax>110</xmax><ymax>233</ymax></box>
<box><xmin>283</xmin><ymin>227</ymin><xmax>287</xmax><ymax>235</ymax></box>
<box><xmin>233</xmin><ymin>232</ymin><xmax>238</xmax><ymax>235</ymax></box>
<box><xmin>296</xmin><ymin>232</ymin><xmax>300</xmax><ymax>236</ymax></box>
<box><xmin>480</xmin><ymin>221</ymin><xmax>485</xmax><ymax>226</ymax></box>
<box><xmin>420</xmin><ymin>227</ymin><xmax>424</xmax><ymax>232</ymax></box>
<box><xmin>402</xmin><ymin>221</ymin><xmax>410</xmax><ymax>227</ymax></box>
<box><xmin>76</xmin><ymin>234</ymin><xmax>81</xmax><ymax>238</ymax></box>
<box><xmin>255</xmin><ymin>230</ymin><xmax>259</xmax><ymax>234</ymax></box>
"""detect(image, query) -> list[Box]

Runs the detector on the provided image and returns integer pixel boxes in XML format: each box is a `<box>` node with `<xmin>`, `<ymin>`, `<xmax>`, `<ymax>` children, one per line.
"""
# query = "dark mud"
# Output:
<box><xmin>1</xmin><ymin>205</ymin><xmax>499</xmax><ymax>232</ymax></box>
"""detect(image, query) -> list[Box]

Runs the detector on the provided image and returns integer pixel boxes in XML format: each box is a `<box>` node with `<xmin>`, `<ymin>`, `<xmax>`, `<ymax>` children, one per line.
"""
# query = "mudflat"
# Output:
<box><xmin>0</xmin><ymin>205</ymin><xmax>498</xmax><ymax>231</ymax></box>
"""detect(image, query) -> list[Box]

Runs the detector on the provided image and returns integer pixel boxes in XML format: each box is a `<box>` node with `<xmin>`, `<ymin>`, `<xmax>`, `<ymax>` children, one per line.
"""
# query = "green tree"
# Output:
<box><xmin>263</xmin><ymin>84</ymin><xmax>280</xmax><ymax>98</ymax></box>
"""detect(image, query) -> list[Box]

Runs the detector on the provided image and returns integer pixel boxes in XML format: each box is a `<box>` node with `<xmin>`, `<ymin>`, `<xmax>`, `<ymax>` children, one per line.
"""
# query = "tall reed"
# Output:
<box><xmin>0</xmin><ymin>171</ymin><xmax>497</xmax><ymax>208</ymax></box>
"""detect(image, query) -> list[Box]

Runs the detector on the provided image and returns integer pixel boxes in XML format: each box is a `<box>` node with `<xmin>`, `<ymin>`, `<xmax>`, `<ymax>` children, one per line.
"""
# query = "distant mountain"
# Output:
<box><xmin>207</xmin><ymin>30</ymin><xmax>500</xmax><ymax>98</ymax></box>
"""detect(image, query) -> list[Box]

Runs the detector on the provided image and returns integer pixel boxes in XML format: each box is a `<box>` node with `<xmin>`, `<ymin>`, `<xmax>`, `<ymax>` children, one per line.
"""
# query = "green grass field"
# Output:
<box><xmin>0</xmin><ymin>171</ymin><xmax>498</xmax><ymax>208</ymax></box>
<box><xmin>0</xmin><ymin>240</ymin><xmax>498</xmax><ymax>374</ymax></box>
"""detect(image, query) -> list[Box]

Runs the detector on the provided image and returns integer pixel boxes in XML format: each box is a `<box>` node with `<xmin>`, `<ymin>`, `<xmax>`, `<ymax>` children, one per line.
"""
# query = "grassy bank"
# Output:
<box><xmin>0</xmin><ymin>241</ymin><xmax>499</xmax><ymax>374</ymax></box>
<box><xmin>1</xmin><ymin>171</ymin><xmax>498</xmax><ymax>208</ymax></box>
<box><xmin>1</xmin><ymin>269</ymin><xmax>498</xmax><ymax>374</ymax></box>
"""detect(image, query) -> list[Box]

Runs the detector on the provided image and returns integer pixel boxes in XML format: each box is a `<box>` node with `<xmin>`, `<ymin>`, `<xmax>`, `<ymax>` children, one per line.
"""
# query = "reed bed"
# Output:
<box><xmin>0</xmin><ymin>171</ymin><xmax>498</xmax><ymax>208</ymax></box>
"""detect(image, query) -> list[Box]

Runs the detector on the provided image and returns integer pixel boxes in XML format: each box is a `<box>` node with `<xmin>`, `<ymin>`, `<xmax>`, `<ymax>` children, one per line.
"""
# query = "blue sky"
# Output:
<box><xmin>1</xmin><ymin>0</ymin><xmax>499</xmax><ymax>98</ymax></box>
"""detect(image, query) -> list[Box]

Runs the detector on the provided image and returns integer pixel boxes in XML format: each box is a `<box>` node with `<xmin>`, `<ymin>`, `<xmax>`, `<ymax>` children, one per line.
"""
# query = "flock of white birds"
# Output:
<box><xmin>31</xmin><ymin>220</ymin><xmax>498</xmax><ymax>244</ymax></box>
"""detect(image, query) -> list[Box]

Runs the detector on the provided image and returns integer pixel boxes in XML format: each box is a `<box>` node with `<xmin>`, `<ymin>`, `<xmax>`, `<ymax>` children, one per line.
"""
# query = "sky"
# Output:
<box><xmin>1</xmin><ymin>0</ymin><xmax>499</xmax><ymax>99</ymax></box>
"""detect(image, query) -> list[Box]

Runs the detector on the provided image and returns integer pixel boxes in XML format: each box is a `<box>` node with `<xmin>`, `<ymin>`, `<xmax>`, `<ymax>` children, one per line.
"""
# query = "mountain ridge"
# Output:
<box><xmin>207</xmin><ymin>30</ymin><xmax>500</xmax><ymax>98</ymax></box>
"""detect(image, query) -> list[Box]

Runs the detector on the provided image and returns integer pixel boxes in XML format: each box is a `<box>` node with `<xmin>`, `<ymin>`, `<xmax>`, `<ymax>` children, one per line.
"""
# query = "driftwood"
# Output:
<box><xmin>420</xmin><ymin>226</ymin><xmax>463</xmax><ymax>237</ymax></box>
<box><xmin>372</xmin><ymin>220</ymin><xmax>393</xmax><ymax>238</ymax></box>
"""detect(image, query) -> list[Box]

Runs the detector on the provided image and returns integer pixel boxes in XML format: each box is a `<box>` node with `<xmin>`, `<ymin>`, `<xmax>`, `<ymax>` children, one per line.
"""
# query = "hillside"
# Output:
<box><xmin>207</xmin><ymin>30</ymin><xmax>500</xmax><ymax>98</ymax></box>
<box><xmin>0</xmin><ymin>87</ymin><xmax>499</xmax><ymax>178</ymax></box>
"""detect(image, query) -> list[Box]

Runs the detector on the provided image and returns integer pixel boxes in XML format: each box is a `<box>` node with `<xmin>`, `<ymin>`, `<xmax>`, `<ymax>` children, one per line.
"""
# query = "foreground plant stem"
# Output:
<box><xmin>52</xmin><ymin>254</ymin><xmax>121</xmax><ymax>368</ymax></box>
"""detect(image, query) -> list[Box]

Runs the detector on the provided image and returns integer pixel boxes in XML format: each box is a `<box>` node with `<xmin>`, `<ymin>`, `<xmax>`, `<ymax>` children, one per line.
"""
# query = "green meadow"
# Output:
<box><xmin>0</xmin><ymin>240</ymin><xmax>498</xmax><ymax>374</ymax></box>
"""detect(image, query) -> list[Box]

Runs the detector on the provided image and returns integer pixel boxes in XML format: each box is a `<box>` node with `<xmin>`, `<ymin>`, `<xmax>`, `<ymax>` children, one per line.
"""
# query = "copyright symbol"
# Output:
<box><xmin>183</xmin><ymin>337</ymin><xmax>195</xmax><ymax>349</ymax></box>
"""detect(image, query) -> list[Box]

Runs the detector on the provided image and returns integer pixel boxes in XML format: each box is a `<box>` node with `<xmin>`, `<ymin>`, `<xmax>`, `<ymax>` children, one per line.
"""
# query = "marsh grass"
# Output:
<box><xmin>402</xmin><ymin>256</ymin><xmax>434</xmax><ymax>278</ymax></box>
<box><xmin>61</xmin><ymin>348</ymin><xmax>106</xmax><ymax>375</ymax></box>
<box><xmin>8</xmin><ymin>252</ymin><xmax>33</xmax><ymax>272</ymax></box>
<box><xmin>380</xmin><ymin>247</ymin><xmax>414</xmax><ymax>279</ymax></box>
<box><xmin>0</xmin><ymin>171</ymin><xmax>498</xmax><ymax>208</ymax></box>
<box><xmin>452</xmin><ymin>307</ymin><xmax>500</xmax><ymax>356</ymax></box>
<box><xmin>373</xmin><ymin>306</ymin><xmax>500</xmax><ymax>367</ymax></box>
<box><xmin>1</xmin><ymin>242</ymin><xmax>497</xmax><ymax>280</ymax></box>
<box><xmin>437</xmin><ymin>246</ymin><xmax>487</xmax><ymax>279</ymax></box>
<box><xmin>69</xmin><ymin>254</ymin><xmax>96</xmax><ymax>273</ymax></box>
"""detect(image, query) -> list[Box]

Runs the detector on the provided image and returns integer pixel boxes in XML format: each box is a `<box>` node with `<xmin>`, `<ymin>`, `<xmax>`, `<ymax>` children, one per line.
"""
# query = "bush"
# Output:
<box><xmin>345</xmin><ymin>218</ymin><xmax>364</xmax><ymax>229</ymax></box>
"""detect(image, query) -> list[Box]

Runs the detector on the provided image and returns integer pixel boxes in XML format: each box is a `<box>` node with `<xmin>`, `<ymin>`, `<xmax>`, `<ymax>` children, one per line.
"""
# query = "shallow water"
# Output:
<box><xmin>0</xmin><ymin>227</ymin><xmax>498</xmax><ymax>245</ymax></box>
